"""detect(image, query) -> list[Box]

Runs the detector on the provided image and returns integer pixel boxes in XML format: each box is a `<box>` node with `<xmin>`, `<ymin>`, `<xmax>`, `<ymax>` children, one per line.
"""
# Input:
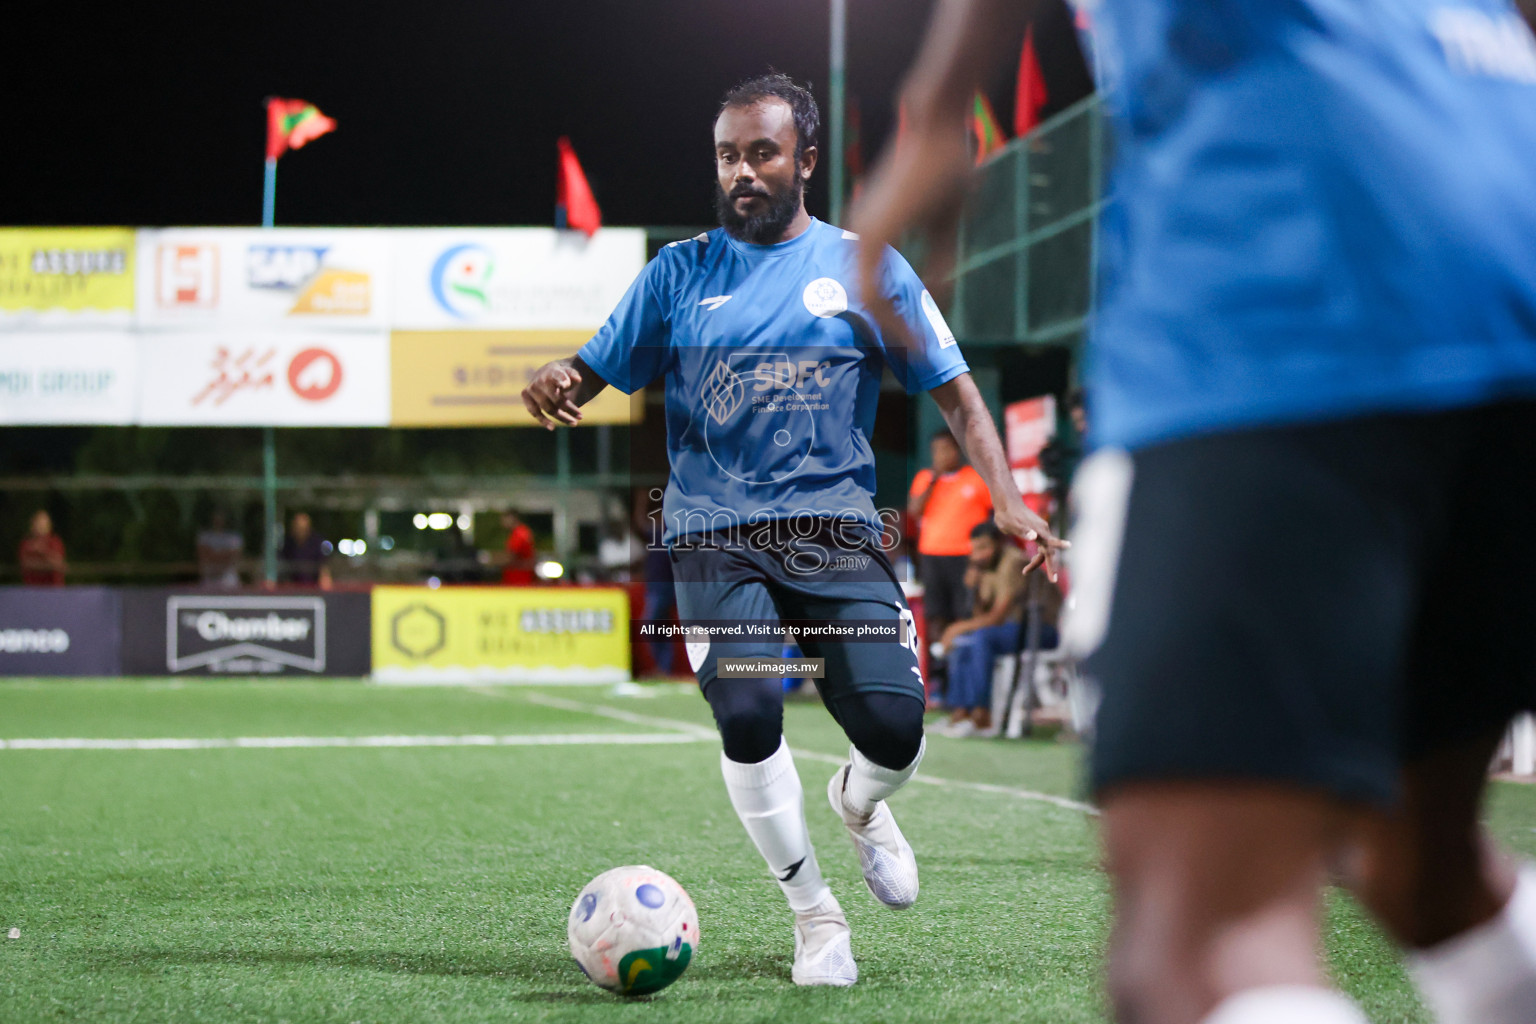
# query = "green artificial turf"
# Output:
<box><xmin>0</xmin><ymin>679</ymin><xmax>1532</xmax><ymax>1023</ymax></box>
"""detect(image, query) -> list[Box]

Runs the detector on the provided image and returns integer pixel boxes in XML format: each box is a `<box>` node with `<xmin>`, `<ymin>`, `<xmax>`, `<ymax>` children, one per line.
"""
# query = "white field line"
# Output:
<box><xmin>0</xmin><ymin>733</ymin><xmax>708</xmax><ymax>752</ymax></box>
<box><xmin>518</xmin><ymin>691</ymin><xmax>1099</xmax><ymax>816</ymax></box>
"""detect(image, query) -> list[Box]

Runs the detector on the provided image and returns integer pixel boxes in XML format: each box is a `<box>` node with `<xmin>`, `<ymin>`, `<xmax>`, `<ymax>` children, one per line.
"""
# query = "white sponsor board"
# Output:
<box><xmin>137</xmin><ymin>332</ymin><xmax>389</xmax><ymax>425</ymax></box>
<box><xmin>391</xmin><ymin>228</ymin><xmax>646</xmax><ymax>330</ymax></box>
<box><xmin>135</xmin><ymin>228</ymin><xmax>392</xmax><ymax>332</ymax></box>
<box><xmin>0</xmin><ymin>333</ymin><xmax>139</xmax><ymax>424</ymax></box>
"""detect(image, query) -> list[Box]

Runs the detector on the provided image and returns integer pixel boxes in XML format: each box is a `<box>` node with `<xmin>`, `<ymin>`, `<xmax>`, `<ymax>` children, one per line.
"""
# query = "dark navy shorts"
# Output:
<box><xmin>670</xmin><ymin>519</ymin><xmax>925</xmax><ymax>705</ymax></box>
<box><xmin>1079</xmin><ymin>401</ymin><xmax>1536</xmax><ymax>806</ymax></box>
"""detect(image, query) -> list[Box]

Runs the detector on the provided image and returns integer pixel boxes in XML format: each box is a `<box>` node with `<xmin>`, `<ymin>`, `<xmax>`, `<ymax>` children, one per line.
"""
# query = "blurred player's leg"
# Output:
<box><xmin>1345</xmin><ymin>403</ymin><xmax>1536</xmax><ymax>1023</ymax></box>
<box><xmin>1346</xmin><ymin>730</ymin><xmax>1536</xmax><ymax>1024</ymax></box>
<box><xmin>1101</xmin><ymin>785</ymin><xmax>1366</xmax><ymax>1024</ymax></box>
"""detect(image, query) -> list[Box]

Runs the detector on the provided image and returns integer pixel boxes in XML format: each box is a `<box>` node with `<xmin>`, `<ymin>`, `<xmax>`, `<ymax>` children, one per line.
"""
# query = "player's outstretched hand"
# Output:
<box><xmin>996</xmin><ymin>505</ymin><xmax>1069</xmax><ymax>583</ymax></box>
<box><xmin>521</xmin><ymin>358</ymin><xmax>585</xmax><ymax>430</ymax></box>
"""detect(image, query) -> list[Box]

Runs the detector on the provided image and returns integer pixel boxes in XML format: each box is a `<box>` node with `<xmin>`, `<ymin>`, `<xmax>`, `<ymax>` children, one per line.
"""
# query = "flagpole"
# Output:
<box><xmin>261</xmin><ymin>143</ymin><xmax>278</xmax><ymax>584</ymax></box>
<box><xmin>262</xmin><ymin>157</ymin><xmax>277</xmax><ymax>229</ymax></box>
<box><xmin>829</xmin><ymin>0</ymin><xmax>847</xmax><ymax>226</ymax></box>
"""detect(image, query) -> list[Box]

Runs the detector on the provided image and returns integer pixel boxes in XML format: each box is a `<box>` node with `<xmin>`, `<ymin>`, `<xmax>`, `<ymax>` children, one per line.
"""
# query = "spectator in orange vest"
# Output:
<box><xmin>18</xmin><ymin>509</ymin><xmax>66</xmax><ymax>586</ymax></box>
<box><xmin>908</xmin><ymin>429</ymin><xmax>993</xmax><ymax>698</ymax></box>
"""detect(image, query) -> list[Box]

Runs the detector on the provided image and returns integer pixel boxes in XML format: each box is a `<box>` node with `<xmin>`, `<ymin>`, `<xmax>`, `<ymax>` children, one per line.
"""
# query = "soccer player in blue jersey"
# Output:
<box><xmin>522</xmin><ymin>73</ymin><xmax>1065</xmax><ymax>986</ymax></box>
<box><xmin>851</xmin><ymin>1</ymin><xmax>1536</xmax><ymax>1022</ymax></box>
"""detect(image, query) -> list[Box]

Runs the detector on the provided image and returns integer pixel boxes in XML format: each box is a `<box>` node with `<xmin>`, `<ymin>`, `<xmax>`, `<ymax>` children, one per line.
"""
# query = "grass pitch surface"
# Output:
<box><xmin>2</xmin><ymin>678</ymin><xmax>1533</xmax><ymax>1023</ymax></box>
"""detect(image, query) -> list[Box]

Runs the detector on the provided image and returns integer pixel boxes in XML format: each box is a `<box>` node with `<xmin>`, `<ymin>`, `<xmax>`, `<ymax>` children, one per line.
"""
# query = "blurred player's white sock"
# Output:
<box><xmin>721</xmin><ymin>738</ymin><xmax>830</xmax><ymax>913</ymax></box>
<box><xmin>1407</xmin><ymin>863</ymin><xmax>1536</xmax><ymax>1024</ymax></box>
<box><xmin>839</xmin><ymin>737</ymin><xmax>925</xmax><ymax>820</ymax></box>
<box><xmin>1199</xmin><ymin>986</ymin><xmax>1369</xmax><ymax>1023</ymax></box>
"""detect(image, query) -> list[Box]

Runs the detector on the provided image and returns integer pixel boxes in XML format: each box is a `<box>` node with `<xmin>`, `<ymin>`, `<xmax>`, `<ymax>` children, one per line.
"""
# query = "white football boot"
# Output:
<box><xmin>792</xmin><ymin>893</ymin><xmax>858</xmax><ymax>987</ymax></box>
<box><xmin>828</xmin><ymin>765</ymin><xmax>920</xmax><ymax>909</ymax></box>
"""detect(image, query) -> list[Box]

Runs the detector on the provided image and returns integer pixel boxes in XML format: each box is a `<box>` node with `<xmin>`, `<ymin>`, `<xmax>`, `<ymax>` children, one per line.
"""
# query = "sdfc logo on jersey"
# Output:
<box><xmin>802</xmin><ymin>277</ymin><xmax>848</xmax><ymax>318</ymax></box>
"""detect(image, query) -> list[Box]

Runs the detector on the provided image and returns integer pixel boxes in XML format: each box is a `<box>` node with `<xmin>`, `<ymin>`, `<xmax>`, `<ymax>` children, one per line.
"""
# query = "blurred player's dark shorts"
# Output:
<box><xmin>1081</xmin><ymin>400</ymin><xmax>1536</xmax><ymax>806</ymax></box>
<box><xmin>671</xmin><ymin>519</ymin><xmax>925</xmax><ymax>705</ymax></box>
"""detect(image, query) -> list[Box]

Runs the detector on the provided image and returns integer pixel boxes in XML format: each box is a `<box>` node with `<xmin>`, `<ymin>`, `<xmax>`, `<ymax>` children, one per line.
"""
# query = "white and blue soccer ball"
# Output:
<box><xmin>567</xmin><ymin>865</ymin><xmax>699</xmax><ymax>996</ymax></box>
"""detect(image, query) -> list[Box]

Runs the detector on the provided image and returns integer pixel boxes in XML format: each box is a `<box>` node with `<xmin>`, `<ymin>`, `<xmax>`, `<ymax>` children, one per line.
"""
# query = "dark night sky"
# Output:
<box><xmin>5</xmin><ymin>0</ymin><xmax>947</xmax><ymax>230</ymax></box>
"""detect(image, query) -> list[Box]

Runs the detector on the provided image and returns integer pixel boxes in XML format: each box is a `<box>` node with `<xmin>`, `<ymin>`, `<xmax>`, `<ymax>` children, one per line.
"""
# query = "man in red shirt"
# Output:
<box><xmin>500</xmin><ymin>509</ymin><xmax>537</xmax><ymax>586</ymax></box>
<box><xmin>18</xmin><ymin>510</ymin><xmax>66</xmax><ymax>586</ymax></box>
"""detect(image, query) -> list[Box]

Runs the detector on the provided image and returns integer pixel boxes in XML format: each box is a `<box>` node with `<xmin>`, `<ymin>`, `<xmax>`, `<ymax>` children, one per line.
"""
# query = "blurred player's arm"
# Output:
<box><xmin>521</xmin><ymin>355</ymin><xmax>610</xmax><ymax>430</ymax></box>
<box><xmin>929</xmin><ymin>373</ymin><xmax>1067</xmax><ymax>579</ymax></box>
<box><xmin>851</xmin><ymin>0</ymin><xmax>1031</xmax><ymax>299</ymax></box>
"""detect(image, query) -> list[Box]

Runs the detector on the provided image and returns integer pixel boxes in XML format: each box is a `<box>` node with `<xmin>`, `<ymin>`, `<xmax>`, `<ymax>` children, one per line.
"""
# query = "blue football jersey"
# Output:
<box><xmin>578</xmin><ymin>219</ymin><xmax>968</xmax><ymax>544</ymax></box>
<box><xmin>1090</xmin><ymin>0</ymin><xmax>1536</xmax><ymax>449</ymax></box>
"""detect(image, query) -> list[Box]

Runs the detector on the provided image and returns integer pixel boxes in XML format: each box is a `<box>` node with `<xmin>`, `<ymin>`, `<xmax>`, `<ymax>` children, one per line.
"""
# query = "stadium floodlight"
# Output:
<box><xmin>353</xmin><ymin>539</ymin><xmax>367</xmax><ymax>556</ymax></box>
<box><xmin>379</xmin><ymin>536</ymin><xmax>395</xmax><ymax>550</ymax></box>
<box><xmin>456</xmin><ymin>513</ymin><xmax>472</xmax><ymax>530</ymax></box>
<box><xmin>536</xmin><ymin>560</ymin><xmax>565</xmax><ymax>581</ymax></box>
<box><xmin>427</xmin><ymin>513</ymin><xmax>454</xmax><ymax>531</ymax></box>
<box><xmin>338</xmin><ymin>539</ymin><xmax>355</xmax><ymax>556</ymax></box>
<box><xmin>413</xmin><ymin>514</ymin><xmax>429</xmax><ymax>530</ymax></box>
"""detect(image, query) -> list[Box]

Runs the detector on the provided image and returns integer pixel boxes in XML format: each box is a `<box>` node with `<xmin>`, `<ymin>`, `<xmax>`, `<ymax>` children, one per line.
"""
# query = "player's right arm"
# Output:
<box><xmin>850</xmin><ymin>0</ymin><xmax>1030</xmax><ymax>303</ymax></box>
<box><xmin>520</xmin><ymin>248</ymin><xmax>677</xmax><ymax>430</ymax></box>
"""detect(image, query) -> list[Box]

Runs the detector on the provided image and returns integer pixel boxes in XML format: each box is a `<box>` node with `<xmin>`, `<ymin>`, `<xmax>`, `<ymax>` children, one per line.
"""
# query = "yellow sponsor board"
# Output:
<box><xmin>0</xmin><ymin>228</ymin><xmax>136</xmax><ymax>316</ymax></box>
<box><xmin>390</xmin><ymin>330</ymin><xmax>641</xmax><ymax>426</ymax></box>
<box><xmin>371</xmin><ymin>585</ymin><xmax>631</xmax><ymax>683</ymax></box>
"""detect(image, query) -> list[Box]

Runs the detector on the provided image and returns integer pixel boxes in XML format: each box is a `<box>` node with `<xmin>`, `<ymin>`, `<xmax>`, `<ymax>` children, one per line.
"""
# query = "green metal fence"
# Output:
<box><xmin>950</xmin><ymin>96</ymin><xmax>1106</xmax><ymax>356</ymax></box>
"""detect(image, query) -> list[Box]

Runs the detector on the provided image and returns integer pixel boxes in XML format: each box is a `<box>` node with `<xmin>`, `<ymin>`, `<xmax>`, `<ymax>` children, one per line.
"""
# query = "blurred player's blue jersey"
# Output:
<box><xmin>579</xmin><ymin>219</ymin><xmax>967</xmax><ymax>543</ymax></box>
<box><xmin>1090</xmin><ymin>0</ymin><xmax>1536</xmax><ymax>449</ymax></box>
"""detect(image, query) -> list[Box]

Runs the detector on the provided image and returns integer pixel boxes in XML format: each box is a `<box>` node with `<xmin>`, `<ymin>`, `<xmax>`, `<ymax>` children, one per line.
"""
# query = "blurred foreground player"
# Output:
<box><xmin>852</xmin><ymin>1</ymin><xmax>1536</xmax><ymax>1022</ymax></box>
<box><xmin>524</xmin><ymin>73</ymin><xmax>1064</xmax><ymax>985</ymax></box>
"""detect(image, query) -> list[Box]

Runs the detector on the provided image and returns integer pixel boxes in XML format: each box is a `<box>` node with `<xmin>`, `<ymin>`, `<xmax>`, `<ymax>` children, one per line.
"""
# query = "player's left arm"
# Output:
<box><xmin>929</xmin><ymin>374</ymin><xmax>1067</xmax><ymax>580</ymax></box>
<box><xmin>521</xmin><ymin>355</ymin><xmax>610</xmax><ymax>430</ymax></box>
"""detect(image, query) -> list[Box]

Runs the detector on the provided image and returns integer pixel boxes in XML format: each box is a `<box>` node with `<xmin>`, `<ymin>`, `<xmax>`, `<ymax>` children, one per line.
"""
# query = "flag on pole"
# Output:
<box><xmin>1014</xmin><ymin>25</ymin><xmax>1049</xmax><ymax>136</ymax></box>
<box><xmin>265</xmin><ymin>98</ymin><xmax>337</xmax><ymax>160</ymax></box>
<box><xmin>556</xmin><ymin>137</ymin><xmax>602</xmax><ymax>237</ymax></box>
<box><xmin>969</xmin><ymin>92</ymin><xmax>1007</xmax><ymax>165</ymax></box>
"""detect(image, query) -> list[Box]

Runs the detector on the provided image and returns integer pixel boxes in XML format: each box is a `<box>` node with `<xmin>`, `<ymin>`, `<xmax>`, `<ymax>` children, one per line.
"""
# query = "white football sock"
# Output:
<box><xmin>1407</xmin><ymin>862</ymin><xmax>1536</xmax><ymax>1024</ymax></box>
<box><xmin>840</xmin><ymin>737</ymin><xmax>926</xmax><ymax>820</ymax></box>
<box><xmin>720</xmin><ymin>738</ymin><xmax>831</xmax><ymax>913</ymax></box>
<box><xmin>1200</xmin><ymin>986</ymin><xmax>1370</xmax><ymax>1024</ymax></box>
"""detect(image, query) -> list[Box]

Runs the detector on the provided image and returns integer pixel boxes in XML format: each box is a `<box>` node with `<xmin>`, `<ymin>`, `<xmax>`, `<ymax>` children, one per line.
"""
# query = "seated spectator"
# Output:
<box><xmin>18</xmin><ymin>510</ymin><xmax>66</xmax><ymax>586</ymax></box>
<box><xmin>938</xmin><ymin>521</ymin><xmax>1061</xmax><ymax>737</ymax></box>
<box><xmin>196</xmin><ymin>510</ymin><xmax>244</xmax><ymax>588</ymax></box>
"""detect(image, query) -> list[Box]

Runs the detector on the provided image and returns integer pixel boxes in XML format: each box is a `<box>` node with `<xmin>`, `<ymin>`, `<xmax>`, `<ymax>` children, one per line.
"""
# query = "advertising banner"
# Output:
<box><xmin>137</xmin><ymin>332</ymin><xmax>390</xmax><ymax>425</ymax></box>
<box><xmin>135</xmin><ymin>228</ymin><xmax>391</xmax><ymax>332</ymax></box>
<box><xmin>0</xmin><ymin>228</ymin><xmax>136</xmax><ymax>329</ymax></box>
<box><xmin>391</xmin><ymin>228</ymin><xmax>646</xmax><ymax>330</ymax></box>
<box><xmin>0</xmin><ymin>333</ymin><xmax>139</xmax><ymax>424</ymax></box>
<box><xmin>1005</xmin><ymin>394</ymin><xmax>1058</xmax><ymax>513</ymax></box>
<box><xmin>120</xmin><ymin>590</ymin><xmax>372</xmax><ymax>676</ymax></box>
<box><xmin>371</xmin><ymin>585</ymin><xmax>630</xmax><ymax>683</ymax></box>
<box><xmin>389</xmin><ymin>330</ymin><xmax>640</xmax><ymax>426</ymax></box>
<box><xmin>0</xmin><ymin>587</ymin><xmax>122</xmax><ymax>677</ymax></box>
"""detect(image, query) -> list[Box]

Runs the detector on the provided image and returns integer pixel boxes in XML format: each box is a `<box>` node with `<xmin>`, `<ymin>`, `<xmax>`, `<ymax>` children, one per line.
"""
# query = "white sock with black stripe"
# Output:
<box><xmin>720</xmin><ymin>737</ymin><xmax>831</xmax><ymax>913</ymax></box>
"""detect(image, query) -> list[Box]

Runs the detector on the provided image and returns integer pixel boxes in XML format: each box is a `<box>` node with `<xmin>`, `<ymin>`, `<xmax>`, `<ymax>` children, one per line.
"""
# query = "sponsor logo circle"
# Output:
<box><xmin>802</xmin><ymin>277</ymin><xmax>848</xmax><ymax>318</ymax></box>
<box><xmin>430</xmin><ymin>243</ymin><xmax>495</xmax><ymax>320</ymax></box>
<box><xmin>287</xmin><ymin>348</ymin><xmax>343</xmax><ymax>402</ymax></box>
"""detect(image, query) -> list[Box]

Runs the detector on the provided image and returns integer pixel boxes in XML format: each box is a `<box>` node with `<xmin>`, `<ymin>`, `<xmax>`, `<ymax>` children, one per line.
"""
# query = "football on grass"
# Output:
<box><xmin>567</xmin><ymin>865</ymin><xmax>698</xmax><ymax>996</ymax></box>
